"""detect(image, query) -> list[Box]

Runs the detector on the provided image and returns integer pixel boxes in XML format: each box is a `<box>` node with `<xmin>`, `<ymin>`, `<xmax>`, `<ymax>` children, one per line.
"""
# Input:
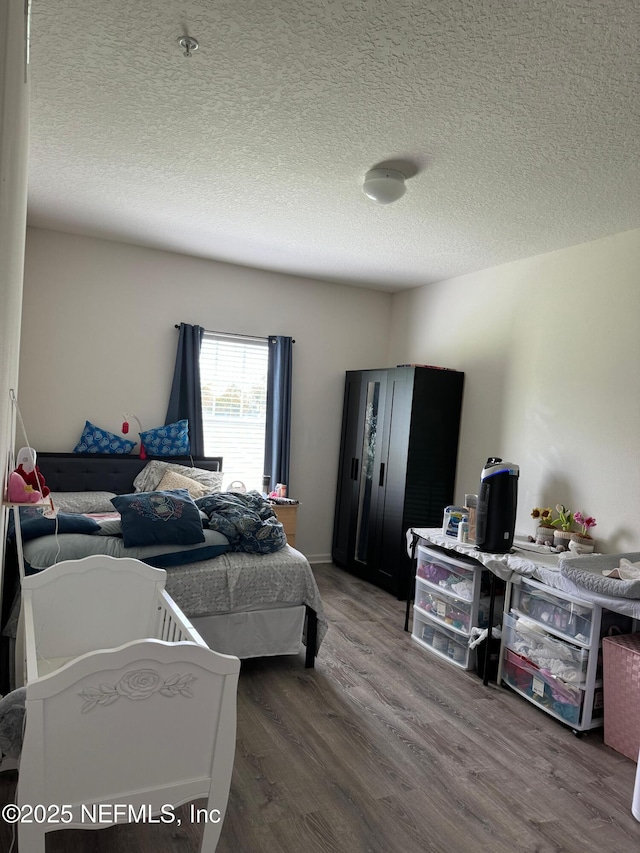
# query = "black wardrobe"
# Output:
<box><xmin>332</xmin><ymin>365</ymin><xmax>464</xmax><ymax>599</ymax></box>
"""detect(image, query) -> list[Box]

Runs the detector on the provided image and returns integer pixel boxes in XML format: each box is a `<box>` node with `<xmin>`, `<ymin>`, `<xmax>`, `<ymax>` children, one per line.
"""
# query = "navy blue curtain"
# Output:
<box><xmin>264</xmin><ymin>335</ymin><xmax>293</xmax><ymax>490</ymax></box>
<box><xmin>165</xmin><ymin>323</ymin><xmax>205</xmax><ymax>456</ymax></box>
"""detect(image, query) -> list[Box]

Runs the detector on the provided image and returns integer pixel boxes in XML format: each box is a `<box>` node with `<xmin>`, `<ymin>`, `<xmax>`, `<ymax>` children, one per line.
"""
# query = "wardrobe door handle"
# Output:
<box><xmin>349</xmin><ymin>457</ymin><xmax>355</xmax><ymax>480</ymax></box>
<box><xmin>353</xmin><ymin>458</ymin><xmax>359</xmax><ymax>481</ymax></box>
<box><xmin>379</xmin><ymin>462</ymin><xmax>385</xmax><ymax>487</ymax></box>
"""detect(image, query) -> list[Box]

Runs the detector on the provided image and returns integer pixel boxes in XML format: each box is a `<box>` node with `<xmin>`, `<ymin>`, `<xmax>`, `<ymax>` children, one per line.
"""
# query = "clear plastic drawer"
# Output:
<box><xmin>412</xmin><ymin>611</ymin><xmax>472</xmax><ymax>670</ymax></box>
<box><xmin>415</xmin><ymin>583</ymin><xmax>473</xmax><ymax>633</ymax></box>
<box><xmin>416</xmin><ymin>546</ymin><xmax>476</xmax><ymax>601</ymax></box>
<box><xmin>510</xmin><ymin>579</ymin><xmax>593</xmax><ymax>645</ymax></box>
<box><xmin>415</xmin><ymin>580</ymin><xmax>503</xmax><ymax>635</ymax></box>
<box><xmin>502</xmin><ymin>613</ymin><xmax>589</xmax><ymax>685</ymax></box>
<box><xmin>502</xmin><ymin>648</ymin><xmax>584</xmax><ymax>725</ymax></box>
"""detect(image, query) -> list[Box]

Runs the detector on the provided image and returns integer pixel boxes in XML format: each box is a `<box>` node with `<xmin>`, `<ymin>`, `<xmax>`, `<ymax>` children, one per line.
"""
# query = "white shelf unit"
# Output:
<box><xmin>499</xmin><ymin>576</ymin><xmax>636</xmax><ymax>732</ymax></box>
<box><xmin>411</xmin><ymin>544</ymin><xmax>503</xmax><ymax>671</ymax></box>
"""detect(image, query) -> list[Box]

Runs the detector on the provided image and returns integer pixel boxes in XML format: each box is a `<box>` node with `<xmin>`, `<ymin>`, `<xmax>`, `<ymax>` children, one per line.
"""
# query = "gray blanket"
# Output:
<box><xmin>559</xmin><ymin>551</ymin><xmax>640</xmax><ymax>599</ymax></box>
<box><xmin>0</xmin><ymin>687</ymin><xmax>25</xmax><ymax>758</ymax></box>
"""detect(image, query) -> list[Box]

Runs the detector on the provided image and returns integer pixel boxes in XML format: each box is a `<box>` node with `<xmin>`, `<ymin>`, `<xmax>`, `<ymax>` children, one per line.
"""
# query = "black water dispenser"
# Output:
<box><xmin>475</xmin><ymin>457</ymin><xmax>519</xmax><ymax>553</ymax></box>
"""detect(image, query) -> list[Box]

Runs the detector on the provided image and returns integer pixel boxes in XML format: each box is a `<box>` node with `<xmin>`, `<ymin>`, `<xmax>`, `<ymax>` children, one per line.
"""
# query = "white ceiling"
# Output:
<box><xmin>27</xmin><ymin>0</ymin><xmax>640</xmax><ymax>292</ymax></box>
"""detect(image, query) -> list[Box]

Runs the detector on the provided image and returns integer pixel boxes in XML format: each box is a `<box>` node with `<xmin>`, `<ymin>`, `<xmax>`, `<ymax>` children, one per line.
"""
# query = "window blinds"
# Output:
<box><xmin>199</xmin><ymin>332</ymin><xmax>269</xmax><ymax>491</ymax></box>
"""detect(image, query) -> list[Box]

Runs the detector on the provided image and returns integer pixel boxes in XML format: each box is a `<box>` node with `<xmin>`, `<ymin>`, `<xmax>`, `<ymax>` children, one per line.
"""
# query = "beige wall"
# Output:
<box><xmin>19</xmin><ymin>224</ymin><xmax>640</xmax><ymax>560</ymax></box>
<box><xmin>19</xmin><ymin>228</ymin><xmax>393</xmax><ymax>561</ymax></box>
<box><xmin>389</xmin><ymin>227</ymin><xmax>640</xmax><ymax>553</ymax></box>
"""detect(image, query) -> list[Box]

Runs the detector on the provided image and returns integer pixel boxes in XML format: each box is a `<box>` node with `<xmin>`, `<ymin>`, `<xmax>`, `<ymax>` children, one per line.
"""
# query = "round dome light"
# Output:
<box><xmin>363</xmin><ymin>168</ymin><xmax>406</xmax><ymax>204</ymax></box>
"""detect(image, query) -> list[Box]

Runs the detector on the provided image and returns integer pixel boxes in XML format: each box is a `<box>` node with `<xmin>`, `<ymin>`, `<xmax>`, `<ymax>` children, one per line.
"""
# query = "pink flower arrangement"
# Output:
<box><xmin>573</xmin><ymin>512</ymin><xmax>597</xmax><ymax>537</ymax></box>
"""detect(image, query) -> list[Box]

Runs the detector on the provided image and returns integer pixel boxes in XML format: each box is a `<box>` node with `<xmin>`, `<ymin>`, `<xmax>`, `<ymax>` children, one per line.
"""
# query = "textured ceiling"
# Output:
<box><xmin>27</xmin><ymin>0</ymin><xmax>640</xmax><ymax>292</ymax></box>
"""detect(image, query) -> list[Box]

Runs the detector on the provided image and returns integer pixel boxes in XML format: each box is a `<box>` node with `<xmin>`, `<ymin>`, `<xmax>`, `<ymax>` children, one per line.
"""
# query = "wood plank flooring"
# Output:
<box><xmin>1</xmin><ymin>562</ymin><xmax>639</xmax><ymax>852</ymax></box>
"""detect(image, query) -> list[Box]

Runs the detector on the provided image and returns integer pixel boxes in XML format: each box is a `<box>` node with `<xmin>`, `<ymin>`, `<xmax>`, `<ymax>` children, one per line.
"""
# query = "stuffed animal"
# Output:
<box><xmin>7</xmin><ymin>470</ymin><xmax>42</xmax><ymax>503</ymax></box>
<box><xmin>15</xmin><ymin>463</ymin><xmax>50</xmax><ymax>497</ymax></box>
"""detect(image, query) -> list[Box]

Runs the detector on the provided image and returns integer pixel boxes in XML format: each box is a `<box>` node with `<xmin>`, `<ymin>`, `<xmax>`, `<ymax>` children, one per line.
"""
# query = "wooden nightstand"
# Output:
<box><xmin>270</xmin><ymin>503</ymin><xmax>298</xmax><ymax>547</ymax></box>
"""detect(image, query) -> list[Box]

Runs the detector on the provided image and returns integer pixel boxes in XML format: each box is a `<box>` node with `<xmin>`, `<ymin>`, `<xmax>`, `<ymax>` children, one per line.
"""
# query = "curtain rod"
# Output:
<box><xmin>174</xmin><ymin>325</ymin><xmax>295</xmax><ymax>343</ymax></box>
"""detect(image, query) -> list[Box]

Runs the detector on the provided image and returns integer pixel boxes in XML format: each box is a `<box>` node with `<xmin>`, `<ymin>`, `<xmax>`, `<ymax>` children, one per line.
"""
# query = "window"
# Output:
<box><xmin>199</xmin><ymin>332</ymin><xmax>268</xmax><ymax>491</ymax></box>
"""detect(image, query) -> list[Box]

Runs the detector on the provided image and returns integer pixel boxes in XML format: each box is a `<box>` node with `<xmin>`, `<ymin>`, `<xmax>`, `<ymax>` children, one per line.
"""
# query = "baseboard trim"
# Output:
<box><xmin>307</xmin><ymin>554</ymin><xmax>332</xmax><ymax>565</ymax></box>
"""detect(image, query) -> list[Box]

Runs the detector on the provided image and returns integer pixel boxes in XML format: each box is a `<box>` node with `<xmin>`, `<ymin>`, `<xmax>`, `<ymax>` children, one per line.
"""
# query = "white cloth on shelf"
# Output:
<box><xmin>602</xmin><ymin>558</ymin><xmax>640</xmax><ymax>581</ymax></box>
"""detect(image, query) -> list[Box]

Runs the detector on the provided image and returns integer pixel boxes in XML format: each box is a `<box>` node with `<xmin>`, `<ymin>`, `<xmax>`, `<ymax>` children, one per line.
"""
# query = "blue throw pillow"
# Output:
<box><xmin>73</xmin><ymin>420</ymin><xmax>136</xmax><ymax>454</ymax></box>
<box><xmin>7</xmin><ymin>508</ymin><xmax>101</xmax><ymax>543</ymax></box>
<box><xmin>139</xmin><ymin>420</ymin><xmax>190</xmax><ymax>456</ymax></box>
<box><xmin>111</xmin><ymin>488</ymin><xmax>205</xmax><ymax>548</ymax></box>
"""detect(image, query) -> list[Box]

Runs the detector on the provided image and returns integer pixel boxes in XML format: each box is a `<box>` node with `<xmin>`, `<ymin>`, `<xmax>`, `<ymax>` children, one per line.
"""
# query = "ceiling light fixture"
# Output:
<box><xmin>363</xmin><ymin>168</ymin><xmax>406</xmax><ymax>204</ymax></box>
<box><xmin>178</xmin><ymin>36</ymin><xmax>199</xmax><ymax>57</ymax></box>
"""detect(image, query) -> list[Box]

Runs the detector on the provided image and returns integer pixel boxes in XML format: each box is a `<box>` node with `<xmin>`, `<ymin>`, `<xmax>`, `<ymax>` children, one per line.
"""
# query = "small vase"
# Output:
<box><xmin>553</xmin><ymin>529</ymin><xmax>574</xmax><ymax>551</ymax></box>
<box><xmin>535</xmin><ymin>526</ymin><xmax>554</xmax><ymax>545</ymax></box>
<box><xmin>570</xmin><ymin>533</ymin><xmax>595</xmax><ymax>554</ymax></box>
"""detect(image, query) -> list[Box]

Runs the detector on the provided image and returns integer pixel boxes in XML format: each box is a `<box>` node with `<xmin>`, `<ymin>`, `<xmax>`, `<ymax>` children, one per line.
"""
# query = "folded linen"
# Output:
<box><xmin>602</xmin><ymin>558</ymin><xmax>640</xmax><ymax>581</ymax></box>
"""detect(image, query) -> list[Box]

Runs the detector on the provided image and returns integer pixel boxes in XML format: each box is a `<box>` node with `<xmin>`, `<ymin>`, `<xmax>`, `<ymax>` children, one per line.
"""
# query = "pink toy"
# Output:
<box><xmin>7</xmin><ymin>471</ymin><xmax>43</xmax><ymax>503</ymax></box>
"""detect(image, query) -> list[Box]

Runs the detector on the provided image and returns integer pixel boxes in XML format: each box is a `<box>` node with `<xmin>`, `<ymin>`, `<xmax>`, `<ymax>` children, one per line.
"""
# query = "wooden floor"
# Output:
<box><xmin>1</xmin><ymin>562</ymin><xmax>639</xmax><ymax>852</ymax></box>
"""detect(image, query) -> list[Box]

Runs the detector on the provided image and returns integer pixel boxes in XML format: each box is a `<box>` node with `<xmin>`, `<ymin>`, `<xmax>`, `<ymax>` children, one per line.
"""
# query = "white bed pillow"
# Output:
<box><xmin>49</xmin><ymin>491</ymin><xmax>118</xmax><ymax>514</ymax></box>
<box><xmin>133</xmin><ymin>460</ymin><xmax>223</xmax><ymax>494</ymax></box>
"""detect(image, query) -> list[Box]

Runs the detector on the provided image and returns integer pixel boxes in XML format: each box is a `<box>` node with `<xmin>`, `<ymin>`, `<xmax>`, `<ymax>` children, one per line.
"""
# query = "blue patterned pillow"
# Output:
<box><xmin>73</xmin><ymin>420</ymin><xmax>136</xmax><ymax>454</ymax></box>
<box><xmin>139</xmin><ymin>419</ymin><xmax>190</xmax><ymax>457</ymax></box>
<box><xmin>111</xmin><ymin>488</ymin><xmax>205</xmax><ymax>548</ymax></box>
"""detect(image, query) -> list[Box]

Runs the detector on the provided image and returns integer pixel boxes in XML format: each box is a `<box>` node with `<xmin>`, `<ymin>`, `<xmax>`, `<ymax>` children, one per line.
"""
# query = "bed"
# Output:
<box><xmin>17</xmin><ymin>554</ymin><xmax>239</xmax><ymax>852</ymax></box>
<box><xmin>2</xmin><ymin>453</ymin><xmax>326</xmax><ymax>692</ymax></box>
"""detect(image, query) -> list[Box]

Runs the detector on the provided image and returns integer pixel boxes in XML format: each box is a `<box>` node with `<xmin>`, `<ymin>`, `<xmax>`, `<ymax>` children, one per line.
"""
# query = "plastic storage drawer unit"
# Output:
<box><xmin>603</xmin><ymin>633</ymin><xmax>640</xmax><ymax>761</ymax></box>
<box><xmin>412</xmin><ymin>545</ymin><xmax>501</xmax><ymax>672</ymax></box>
